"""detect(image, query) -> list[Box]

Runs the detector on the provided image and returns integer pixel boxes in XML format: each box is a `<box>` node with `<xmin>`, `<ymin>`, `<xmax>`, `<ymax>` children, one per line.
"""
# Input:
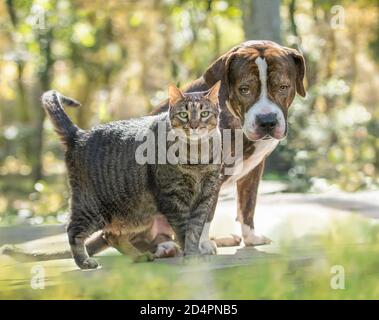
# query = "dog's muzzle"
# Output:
<box><xmin>242</xmin><ymin>105</ymin><xmax>287</xmax><ymax>141</ymax></box>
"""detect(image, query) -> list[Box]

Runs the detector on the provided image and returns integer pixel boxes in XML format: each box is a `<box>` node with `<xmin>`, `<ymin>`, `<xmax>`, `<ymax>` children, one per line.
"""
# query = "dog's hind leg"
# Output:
<box><xmin>105</xmin><ymin>233</ymin><xmax>154</xmax><ymax>262</ymax></box>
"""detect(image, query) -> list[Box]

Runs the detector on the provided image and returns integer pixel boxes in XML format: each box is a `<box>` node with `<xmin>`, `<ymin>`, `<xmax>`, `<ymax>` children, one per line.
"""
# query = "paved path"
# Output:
<box><xmin>1</xmin><ymin>182</ymin><xmax>378</xmax><ymax>291</ymax></box>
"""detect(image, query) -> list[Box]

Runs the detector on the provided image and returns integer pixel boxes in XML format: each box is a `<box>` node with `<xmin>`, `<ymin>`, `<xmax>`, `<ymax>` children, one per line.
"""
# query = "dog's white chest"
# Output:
<box><xmin>222</xmin><ymin>139</ymin><xmax>279</xmax><ymax>188</ymax></box>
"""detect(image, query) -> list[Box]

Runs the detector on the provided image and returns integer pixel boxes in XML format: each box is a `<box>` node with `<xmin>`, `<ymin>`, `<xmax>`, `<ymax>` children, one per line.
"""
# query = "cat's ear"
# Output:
<box><xmin>206</xmin><ymin>80</ymin><xmax>221</xmax><ymax>106</ymax></box>
<box><xmin>168</xmin><ymin>84</ymin><xmax>185</xmax><ymax>106</ymax></box>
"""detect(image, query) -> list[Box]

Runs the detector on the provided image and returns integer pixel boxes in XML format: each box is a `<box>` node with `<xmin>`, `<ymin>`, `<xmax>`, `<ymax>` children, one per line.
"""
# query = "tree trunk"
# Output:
<box><xmin>32</xmin><ymin>25</ymin><xmax>54</xmax><ymax>182</ymax></box>
<box><xmin>242</xmin><ymin>0</ymin><xmax>281</xmax><ymax>44</ymax></box>
<box><xmin>289</xmin><ymin>0</ymin><xmax>298</xmax><ymax>38</ymax></box>
<box><xmin>242</xmin><ymin>0</ymin><xmax>283</xmax><ymax>174</ymax></box>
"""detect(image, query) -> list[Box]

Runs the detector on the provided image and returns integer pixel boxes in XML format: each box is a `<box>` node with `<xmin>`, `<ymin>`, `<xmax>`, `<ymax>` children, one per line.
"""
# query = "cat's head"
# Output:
<box><xmin>168</xmin><ymin>81</ymin><xmax>221</xmax><ymax>140</ymax></box>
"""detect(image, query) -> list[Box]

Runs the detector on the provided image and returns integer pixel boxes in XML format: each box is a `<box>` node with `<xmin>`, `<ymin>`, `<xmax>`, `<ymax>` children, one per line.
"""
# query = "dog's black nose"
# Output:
<box><xmin>256</xmin><ymin>113</ymin><xmax>278</xmax><ymax>132</ymax></box>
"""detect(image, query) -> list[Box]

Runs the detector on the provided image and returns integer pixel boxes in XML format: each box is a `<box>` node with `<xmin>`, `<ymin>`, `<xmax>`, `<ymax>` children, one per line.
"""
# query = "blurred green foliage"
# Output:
<box><xmin>0</xmin><ymin>0</ymin><xmax>378</xmax><ymax>224</ymax></box>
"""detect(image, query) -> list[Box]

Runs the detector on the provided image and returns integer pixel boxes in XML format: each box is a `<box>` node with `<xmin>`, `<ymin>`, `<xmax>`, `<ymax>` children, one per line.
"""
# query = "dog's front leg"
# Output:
<box><xmin>236</xmin><ymin>159</ymin><xmax>272</xmax><ymax>246</ymax></box>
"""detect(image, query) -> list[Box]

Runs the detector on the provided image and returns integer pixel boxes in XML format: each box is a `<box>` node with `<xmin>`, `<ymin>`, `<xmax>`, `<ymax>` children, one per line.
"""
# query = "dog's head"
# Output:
<box><xmin>203</xmin><ymin>40</ymin><xmax>306</xmax><ymax>141</ymax></box>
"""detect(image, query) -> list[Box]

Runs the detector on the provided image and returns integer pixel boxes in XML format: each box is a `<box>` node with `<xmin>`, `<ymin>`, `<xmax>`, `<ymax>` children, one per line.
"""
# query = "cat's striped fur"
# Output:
<box><xmin>41</xmin><ymin>83</ymin><xmax>221</xmax><ymax>269</ymax></box>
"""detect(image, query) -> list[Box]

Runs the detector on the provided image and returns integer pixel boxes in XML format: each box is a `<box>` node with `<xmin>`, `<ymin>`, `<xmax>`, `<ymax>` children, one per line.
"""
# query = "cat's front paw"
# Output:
<box><xmin>154</xmin><ymin>241</ymin><xmax>181</xmax><ymax>258</ymax></box>
<box><xmin>199</xmin><ymin>239</ymin><xmax>217</xmax><ymax>255</ymax></box>
<box><xmin>77</xmin><ymin>257</ymin><xmax>99</xmax><ymax>270</ymax></box>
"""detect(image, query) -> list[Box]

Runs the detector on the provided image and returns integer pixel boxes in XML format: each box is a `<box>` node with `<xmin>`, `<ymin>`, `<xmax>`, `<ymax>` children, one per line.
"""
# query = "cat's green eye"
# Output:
<box><xmin>200</xmin><ymin>111</ymin><xmax>210</xmax><ymax>118</ymax></box>
<box><xmin>178</xmin><ymin>112</ymin><xmax>188</xmax><ymax>119</ymax></box>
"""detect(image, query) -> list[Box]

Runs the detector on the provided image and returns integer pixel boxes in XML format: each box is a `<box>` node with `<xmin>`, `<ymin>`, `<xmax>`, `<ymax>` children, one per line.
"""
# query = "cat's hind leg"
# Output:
<box><xmin>86</xmin><ymin>232</ymin><xmax>110</xmax><ymax>256</ymax></box>
<box><xmin>67</xmin><ymin>213</ymin><xmax>102</xmax><ymax>269</ymax></box>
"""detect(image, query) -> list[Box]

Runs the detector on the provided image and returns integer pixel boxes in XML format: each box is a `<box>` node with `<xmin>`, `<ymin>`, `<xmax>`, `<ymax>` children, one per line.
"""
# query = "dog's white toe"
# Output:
<box><xmin>242</xmin><ymin>225</ymin><xmax>272</xmax><ymax>246</ymax></box>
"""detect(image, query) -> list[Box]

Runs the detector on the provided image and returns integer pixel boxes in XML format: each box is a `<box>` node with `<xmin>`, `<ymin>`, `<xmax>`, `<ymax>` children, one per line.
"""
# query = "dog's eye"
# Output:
<box><xmin>239</xmin><ymin>86</ymin><xmax>250</xmax><ymax>95</ymax></box>
<box><xmin>200</xmin><ymin>111</ymin><xmax>210</xmax><ymax>118</ymax></box>
<box><xmin>178</xmin><ymin>112</ymin><xmax>188</xmax><ymax>119</ymax></box>
<box><xmin>279</xmin><ymin>84</ymin><xmax>289</xmax><ymax>91</ymax></box>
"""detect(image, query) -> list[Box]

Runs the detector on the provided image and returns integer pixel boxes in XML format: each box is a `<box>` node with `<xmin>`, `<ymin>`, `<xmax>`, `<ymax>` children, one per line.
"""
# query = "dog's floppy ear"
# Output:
<box><xmin>203</xmin><ymin>50</ymin><xmax>238</xmax><ymax>105</ymax></box>
<box><xmin>203</xmin><ymin>52</ymin><xmax>229</xmax><ymax>87</ymax></box>
<box><xmin>287</xmin><ymin>48</ymin><xmax>306</xmax><ymax>97</ymax></box>
<box><xmin>203</xmin><ymin>51</ymin><xmax>244</xmax><ymax>120</ymax></box>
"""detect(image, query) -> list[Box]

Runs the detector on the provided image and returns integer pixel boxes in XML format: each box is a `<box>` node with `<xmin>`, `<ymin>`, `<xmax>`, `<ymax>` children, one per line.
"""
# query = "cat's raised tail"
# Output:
<box><xmin>41</xmin><ymin>90</ymin><xmax>81</xmax><ymax>146</ymax></box>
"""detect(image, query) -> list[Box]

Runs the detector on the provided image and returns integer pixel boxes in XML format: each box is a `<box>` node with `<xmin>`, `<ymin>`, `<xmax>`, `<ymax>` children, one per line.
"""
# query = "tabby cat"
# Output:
<box><xmin>41</xmin><ymin>82</ymin><xmax>222</xmax><ymax>269</ymax></box>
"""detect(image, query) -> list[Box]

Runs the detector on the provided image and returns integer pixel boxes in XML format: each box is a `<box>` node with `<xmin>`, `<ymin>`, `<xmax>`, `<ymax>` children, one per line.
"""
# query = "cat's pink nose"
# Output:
<box><xmin>190</xmin><ymin>122</ymin><xmax>199</xmax><ymax>129</ymax></box>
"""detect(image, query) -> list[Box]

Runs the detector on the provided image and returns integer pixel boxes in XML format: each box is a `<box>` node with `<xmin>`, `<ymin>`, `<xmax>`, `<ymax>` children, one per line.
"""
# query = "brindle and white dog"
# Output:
<box><xmin>149</xmin><ymin>40</ymin><xmax>306</xmax><ymax>257</ymax></box>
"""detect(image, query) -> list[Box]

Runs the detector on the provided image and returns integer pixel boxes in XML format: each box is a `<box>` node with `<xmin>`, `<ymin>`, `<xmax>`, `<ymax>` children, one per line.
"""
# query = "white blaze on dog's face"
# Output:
<box><xmin>224</xmin><ymin>43</ymin><xmax>306</xmax><ymax>141</ymax></box>
<box><xmin>243</xmin><ymin>57</ymin><xmax>286</xmax><ymax>140</ymax></box>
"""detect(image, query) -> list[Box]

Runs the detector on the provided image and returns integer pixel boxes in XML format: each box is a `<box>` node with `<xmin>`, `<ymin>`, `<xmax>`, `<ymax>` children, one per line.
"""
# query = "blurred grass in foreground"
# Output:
<box><xmin>0</xmin><ymin>215</ymin><xmax>378</xmax><ymax>300</ymax></box>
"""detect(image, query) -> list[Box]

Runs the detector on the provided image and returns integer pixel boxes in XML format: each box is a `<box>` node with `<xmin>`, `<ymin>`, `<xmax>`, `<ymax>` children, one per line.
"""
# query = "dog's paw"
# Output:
<box><xmin>154</xmin><ymin>241</ymin><xmax>181</xmax><ymax>258</ymax></box>
<box><xmin>199</xmin><ymin>239</ymin><xmax>217</xmax><ymax>255</ymax></box>
<box><xmin>242</xmin><ymin>227</ymin><xmax>272</xmax><ymax>246</ymax></box>
<box><xmin>242</xmin><ymin>225</ymin><xmax>272</xmax><ymax>247</ymax></box>
<box><xmin>77</xmin><ymin>258</ymin><xmax>99</xmax><ymax>270</ymax></box>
